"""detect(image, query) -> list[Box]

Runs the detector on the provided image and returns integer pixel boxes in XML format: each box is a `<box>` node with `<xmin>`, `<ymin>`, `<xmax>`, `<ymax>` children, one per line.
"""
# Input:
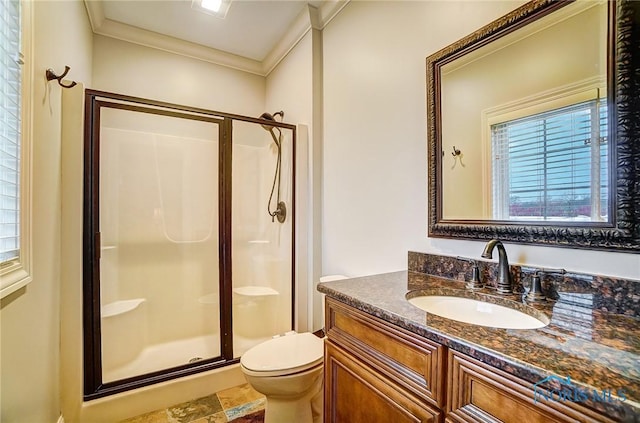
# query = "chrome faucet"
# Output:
<box><xmin>481</xmin><ymin>239</ymin><xmax>512</xmax><ymax>294</ymax></box>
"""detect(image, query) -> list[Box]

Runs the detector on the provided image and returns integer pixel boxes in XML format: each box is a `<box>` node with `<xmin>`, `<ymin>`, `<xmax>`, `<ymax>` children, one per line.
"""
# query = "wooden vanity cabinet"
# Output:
<box><xmin>324</xmin><ymin>298</ymin><xmax>445</xmax><ymax>422</ymax></box>
<box><xmin>324</xmin><ymin>298</ymin><xmax>617</xmax><ymax>423</ymax></box>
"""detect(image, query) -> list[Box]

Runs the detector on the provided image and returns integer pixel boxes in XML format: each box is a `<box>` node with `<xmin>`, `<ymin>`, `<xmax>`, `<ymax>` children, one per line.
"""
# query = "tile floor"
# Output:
<box><xmin>120</xmin><ymin>383</ymin><xmax>265</xmax><ymax>423</ymax></box>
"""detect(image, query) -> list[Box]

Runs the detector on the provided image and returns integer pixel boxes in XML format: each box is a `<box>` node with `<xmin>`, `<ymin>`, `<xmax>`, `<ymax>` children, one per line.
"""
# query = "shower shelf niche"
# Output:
<box><xmin>233</xmin><ymin>286</ymin><xmax>279</xmax><ymax>297</ymax></box>
<box><xmin>101</xmin><ymin>298</ymin><xmax>146</xmax><ymax>318</ymax></box>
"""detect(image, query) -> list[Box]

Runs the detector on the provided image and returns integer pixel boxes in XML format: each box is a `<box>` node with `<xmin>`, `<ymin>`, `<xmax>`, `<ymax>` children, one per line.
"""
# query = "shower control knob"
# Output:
<box><xmin>275</xmin><ymin>202</ymin><xmax>286</xmax><ymax>223</ymax></box>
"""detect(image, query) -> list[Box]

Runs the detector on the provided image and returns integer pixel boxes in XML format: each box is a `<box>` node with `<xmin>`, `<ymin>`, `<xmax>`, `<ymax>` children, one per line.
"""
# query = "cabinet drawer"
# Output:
<box><xmin>447</xmin><ymin>351</ymin><xmax>615</xmax><ymax>423</ymax></box>
<box><xmin>326</xmin><ymin>298</ymin><xmax>445</xmax><ymax>407</ymax></box>
<box><xmin>325</xmin><ymin>341</ymin><xmax>441</xmax><ymax>423</ymax></box>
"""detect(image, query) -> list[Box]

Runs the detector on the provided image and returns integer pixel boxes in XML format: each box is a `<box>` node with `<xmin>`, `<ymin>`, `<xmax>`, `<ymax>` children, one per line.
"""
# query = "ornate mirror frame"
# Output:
<box><xmin>427</xmin><ymin>0</ymin><xmax>639</xmax><ymax>252</ymax></box>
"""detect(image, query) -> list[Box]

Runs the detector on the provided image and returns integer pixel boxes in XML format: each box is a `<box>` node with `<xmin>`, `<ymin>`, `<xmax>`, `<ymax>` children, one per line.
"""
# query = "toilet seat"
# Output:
<box><xmin>240</xmin><ymin>332</ymin><xmax>324</xmax><ymax>377</ymax></box>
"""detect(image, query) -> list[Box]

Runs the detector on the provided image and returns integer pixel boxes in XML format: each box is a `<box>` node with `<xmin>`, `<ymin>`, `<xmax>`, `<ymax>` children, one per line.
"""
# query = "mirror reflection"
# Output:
<box><xmin>440</xmin><ymin>1</ymin><xmax>608</xmax><ymax>222</ymax></box>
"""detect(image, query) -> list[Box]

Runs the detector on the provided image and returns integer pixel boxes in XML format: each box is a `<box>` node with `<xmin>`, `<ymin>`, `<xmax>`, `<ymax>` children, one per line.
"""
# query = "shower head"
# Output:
<box><xmin>259</xmin><ymin>111</ymin><xmax>284</xmax><ymax>148</ymax></box>
<box><xmin>259</xmin><ymin>112</ymin><xmax>274</xmax><ymax>122</ymax></box>
<box><xmin>259</xmin><ymin>111</ymin><xmax>283</xmax><ymax>121</ymax></box>
<box><xmin>259</xmin><ymin>111</ymin><xmax>284</xmax><ymax>131</ymax></box>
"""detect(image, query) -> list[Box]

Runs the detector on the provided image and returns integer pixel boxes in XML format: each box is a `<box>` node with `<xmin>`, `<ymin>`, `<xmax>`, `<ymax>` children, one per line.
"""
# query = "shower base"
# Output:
<box><xmin>103</xmin><ymin>334</ymin><xmax>271</xmax><ymax>383</ymax></box>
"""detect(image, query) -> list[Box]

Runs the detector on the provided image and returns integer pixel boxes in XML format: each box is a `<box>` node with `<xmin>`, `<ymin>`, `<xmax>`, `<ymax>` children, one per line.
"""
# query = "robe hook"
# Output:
<box><xmin>45</xmin><ymin>65</ymin><xmax>77</xmax><ymax>89</ymax></box>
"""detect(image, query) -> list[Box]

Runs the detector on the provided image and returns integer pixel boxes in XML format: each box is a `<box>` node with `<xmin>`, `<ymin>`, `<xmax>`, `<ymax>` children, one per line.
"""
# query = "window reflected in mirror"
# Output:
<box><xmin>490</xmin><ymin>97</ymin><xmax>608</xmax><ymax>221</ymax></box>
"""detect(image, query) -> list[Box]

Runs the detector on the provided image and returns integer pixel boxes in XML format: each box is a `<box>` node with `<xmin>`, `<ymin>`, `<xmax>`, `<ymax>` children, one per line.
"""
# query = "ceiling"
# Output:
<box><xmin>84</xmin><ymin>0</ymin><xmax>348</xmax><ymax>76</ymax></box>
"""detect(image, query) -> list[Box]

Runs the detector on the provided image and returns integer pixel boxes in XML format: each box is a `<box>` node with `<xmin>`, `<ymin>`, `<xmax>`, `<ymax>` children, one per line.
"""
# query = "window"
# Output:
<box><xmin>1</xmin><ymin>0</ymin><xmax>31</xmax><ymax>298</ymax></box>
<box><xmin>491</xmin><ymin>99</ymin><xmax>608</xmax><ymax>221</ymax></box>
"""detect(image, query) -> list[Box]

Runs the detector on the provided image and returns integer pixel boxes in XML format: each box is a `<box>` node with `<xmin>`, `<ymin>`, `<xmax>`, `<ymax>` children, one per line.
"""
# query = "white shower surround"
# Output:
<box><xmin>98</xmin><ymin>119</ymin><xmax>293</xmax><ymax>383</ymax></box>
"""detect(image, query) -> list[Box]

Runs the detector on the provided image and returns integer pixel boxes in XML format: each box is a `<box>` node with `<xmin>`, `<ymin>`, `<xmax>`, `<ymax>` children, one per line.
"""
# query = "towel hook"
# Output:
<box><xmin>450</xmin><ymin>145</ymin><xmax>465</xmax><ymax>169</ymax></box>
<box><xmin>45</xmin><ymin>65</ymin><xmax>77</xmax><ymax>89</ymax></box>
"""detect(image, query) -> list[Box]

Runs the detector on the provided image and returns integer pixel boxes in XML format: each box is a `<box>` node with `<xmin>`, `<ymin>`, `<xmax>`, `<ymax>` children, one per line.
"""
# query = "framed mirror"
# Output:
<box><xmin>427</xmin><ymin>0</ymin><xmax>639</xmax><ymax>252</ymax></box>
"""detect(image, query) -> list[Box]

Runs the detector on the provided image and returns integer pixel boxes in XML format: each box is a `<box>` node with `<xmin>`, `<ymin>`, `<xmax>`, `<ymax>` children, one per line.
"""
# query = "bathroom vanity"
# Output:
<box><xmin>318</xmin><ymin>268</ymin><xmax>640</xmax><ymax>423</ymax></box>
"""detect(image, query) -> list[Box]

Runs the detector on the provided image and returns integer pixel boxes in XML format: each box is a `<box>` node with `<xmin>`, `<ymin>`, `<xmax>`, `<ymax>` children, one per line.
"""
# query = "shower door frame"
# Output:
<box><xmin>82</xmin><ymin>89</ymin><xmax>297</xmax><ymax>400</ymax></box>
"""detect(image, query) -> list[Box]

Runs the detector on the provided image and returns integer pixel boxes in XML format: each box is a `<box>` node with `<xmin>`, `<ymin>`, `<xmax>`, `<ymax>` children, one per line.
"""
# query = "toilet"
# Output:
<box><xmin>240</xmin><ymin>332</ymin><xmax>324</xmax><ymax>423</ymax></box>
<box><xmin>240</xmin><ymin>275</ymin><xmax>348</xmax><ymax>423</ymax></box>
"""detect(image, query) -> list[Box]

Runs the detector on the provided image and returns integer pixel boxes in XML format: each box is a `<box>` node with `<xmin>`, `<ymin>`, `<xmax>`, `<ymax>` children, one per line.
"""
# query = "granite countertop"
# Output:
<box><xmin>318</xmin><ymin>271</ymin><xmax>640</xmax><ymax>422</ymax></box>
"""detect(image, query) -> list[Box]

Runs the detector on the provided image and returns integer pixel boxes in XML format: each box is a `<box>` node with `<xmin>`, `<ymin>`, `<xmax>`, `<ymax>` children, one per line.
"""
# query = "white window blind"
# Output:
<box><xmin>0</xmin><ymin>0</ymin><xmax>21</xmax><ymax>264</ymax></box>
<box><xmin>492</xmin><ymin>99</ymin><xmax>608</xmax><ymax>221</ymax></box>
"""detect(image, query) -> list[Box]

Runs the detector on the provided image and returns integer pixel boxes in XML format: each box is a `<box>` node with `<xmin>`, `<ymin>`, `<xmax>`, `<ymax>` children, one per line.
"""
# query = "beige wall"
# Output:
<box><xmin>92</xmin><ymin>35</ymin><xmax>265</xmax><ymax>116</ymax></box>
<box><xmin>322</xmin><ymin>1</ymin><xmax>640</xmax><ymax>280</ymax></box>
<box><xmin>266</xmin><ymin>32</ymin><xmax>313</xmax><ymax>126</ymax></box>
<box><xmin>0</xmin><ymin>1</ymin><xmax>93</xmax><ymax>422</ymax></box>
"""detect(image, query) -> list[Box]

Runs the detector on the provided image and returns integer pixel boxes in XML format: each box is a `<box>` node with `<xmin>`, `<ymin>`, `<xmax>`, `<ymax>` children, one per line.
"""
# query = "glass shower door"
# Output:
<box><xmin>96</xmin><ymin>104</ymin><xmax>224</xmax><ymax>383</ymax></box>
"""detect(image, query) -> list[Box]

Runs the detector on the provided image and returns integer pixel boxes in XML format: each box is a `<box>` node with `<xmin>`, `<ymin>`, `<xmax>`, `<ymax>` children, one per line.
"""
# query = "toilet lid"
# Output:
<box><xmin>240</xmin><ymin>332</ymin><xmax>324</xmax><ymax>375</ymax></box>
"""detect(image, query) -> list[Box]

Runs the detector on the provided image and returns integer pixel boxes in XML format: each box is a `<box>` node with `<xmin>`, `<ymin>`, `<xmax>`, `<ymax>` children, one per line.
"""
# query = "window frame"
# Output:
<box><xmin>1</xmin><ymin>0</ymin><xmax>33</xmax><ymax>298</ymax></box>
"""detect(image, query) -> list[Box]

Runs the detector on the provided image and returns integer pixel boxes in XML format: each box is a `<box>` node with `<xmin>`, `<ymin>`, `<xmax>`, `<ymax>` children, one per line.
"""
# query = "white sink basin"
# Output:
<box><xmin>407</xmin><ymin>295</ymin><xmax>549</xmax><ymax>329</ymax></box>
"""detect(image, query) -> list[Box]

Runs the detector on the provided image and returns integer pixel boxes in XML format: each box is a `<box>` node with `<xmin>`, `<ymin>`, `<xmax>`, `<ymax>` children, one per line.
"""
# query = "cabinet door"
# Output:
<box><xmin>326</xmin><ymin>298</ymin><xmax>445</xmax><ymax>408</ymax></box>
<box><xmin>325</xmin><ymin>341</ymin><xmax>440</xmax><ymax>423</ymax></box>
<box><xmin>447</xmin><ymin>351</ymin><xmax>614</xmax><ymax>423</ymax></box>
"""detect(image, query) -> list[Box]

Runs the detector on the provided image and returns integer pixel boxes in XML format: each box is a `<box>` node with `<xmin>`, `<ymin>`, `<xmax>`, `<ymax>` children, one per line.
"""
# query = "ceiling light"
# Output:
<box><xmin>191</xmin><ymin>0</ymin><xmax>231</xmax><ymax>18</ymax></box>
<box><xmin>201</xmin><ymin>0</ymin><xmax>222</xmax><ymax>12</ymax></box>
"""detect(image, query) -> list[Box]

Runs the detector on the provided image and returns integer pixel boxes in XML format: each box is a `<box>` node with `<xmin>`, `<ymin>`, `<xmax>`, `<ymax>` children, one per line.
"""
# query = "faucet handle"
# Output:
<box><xmin>524</xmin><ymin>268</ymin><xmax>565</xmax><ymax>302</ymax></box>
<box><xmin>525</xmin><ymin>271</ymin><xmax>546</xmax><ymax>302</ymax></box>
<box><xmin>457</xmin><ymin>256</ymin><xmax>483</xmax><ymax>290</ymax></box>
<box><xmin>456</xmin><ymin>256</ymin><xmax>476</xmax><ymax>265</ymax></box>
<box><xmin>540</xmin><ymin>267</ymin><xmax>566</xmax><ymax>276</ymax></box>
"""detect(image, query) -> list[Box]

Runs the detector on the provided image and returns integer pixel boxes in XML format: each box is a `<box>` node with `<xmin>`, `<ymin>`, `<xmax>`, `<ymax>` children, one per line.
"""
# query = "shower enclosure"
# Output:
<box><xmin>82</xmin><ymin>90</ymin><xmax>295</xmax><ymax>399</ymax></box>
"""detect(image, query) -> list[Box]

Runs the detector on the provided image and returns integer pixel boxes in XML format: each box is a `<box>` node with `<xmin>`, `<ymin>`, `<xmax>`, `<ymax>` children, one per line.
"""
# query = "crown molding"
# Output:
<box><xmin>315</xmin><ymin>0</ymin><xmax>350</xmax><ymax>30</ymax></box>
<box><xmin>84</xmin><ymin>1</ymin><xmax>349</xmax><ymax>77</ymax></box>
<box><xmin>84</xmin><ymin>1</ymin><xmax>262</xmax><ymax>75</ymax></box>
<box><xmin>97</xmin><ymin>18</ymin><xmax>263</xmax><ymax>75</ymax></box>
<box><xmin>84</xmin><ymin>0</ymin><xmax>104</xmax><ymax>30</ymax></box>
<box><xmin>261</xmin><ymin>4</ymin><xmax>318</xmax><ymax>75</ymax></box>
<box><xmin>261</xmin><ymin>1</ymin><xmax>349</xmax><ymax>75</ymax></box>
